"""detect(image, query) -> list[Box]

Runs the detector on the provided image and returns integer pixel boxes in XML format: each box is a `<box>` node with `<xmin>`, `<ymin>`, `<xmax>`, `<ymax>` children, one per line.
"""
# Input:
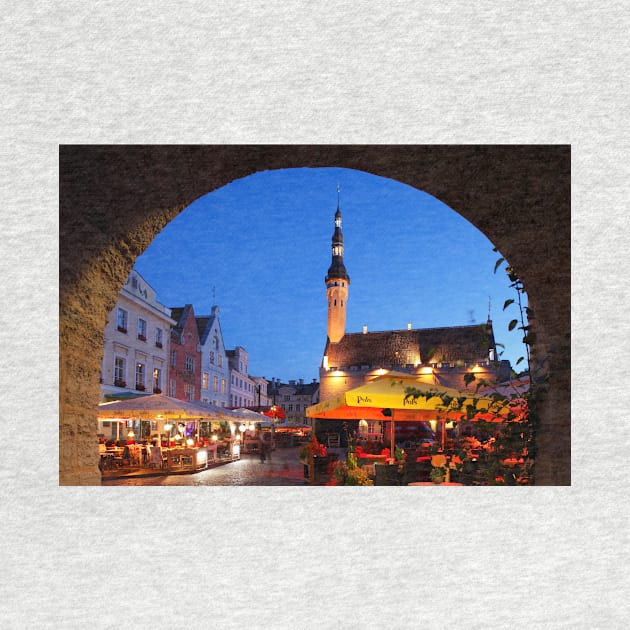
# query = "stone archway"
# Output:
<box><xmin>59</xmin><ymin>145</ymin><xmax>570</xmax><ymax>485</ymax></box>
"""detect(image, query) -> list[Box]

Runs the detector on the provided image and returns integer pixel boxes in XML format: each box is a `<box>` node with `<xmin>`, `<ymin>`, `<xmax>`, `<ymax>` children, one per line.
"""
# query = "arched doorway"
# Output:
<box><xmin>59</xmin><ymin>145</ymin><xmax>570</xmax><ymax>485</ymax></box>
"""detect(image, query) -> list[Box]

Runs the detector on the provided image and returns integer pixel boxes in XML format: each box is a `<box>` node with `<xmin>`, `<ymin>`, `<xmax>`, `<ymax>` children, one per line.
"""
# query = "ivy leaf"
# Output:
<box><xmin>508</xmin><ymin>319</ymin><xmax>518</xmax><ymax>331</ymax></box>
<box><xmin>463</xmin><ymin>373</ymin><xmax>476</xmax><ymax>386</ymax></box>
<box><xmin>516</xmin><ymin>356</ymin><xmax>524</xmax><ymax>365</ymax></box>
<box><xmin>494</xmin><ymin>257</ymin><xmax>505</xmax><ymax>274</ymax></box>
<box><xmin>503</xmin><ymin>299</ymin><xmax>514</xmax><ymax>310</ymax></box>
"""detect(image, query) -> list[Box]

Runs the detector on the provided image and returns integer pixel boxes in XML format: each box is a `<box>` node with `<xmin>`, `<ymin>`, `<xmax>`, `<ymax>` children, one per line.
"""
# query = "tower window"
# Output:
<box><xmin>334</xmin><ymin>299</ymin><xmax>337</xmax><ymax>306</ymax></box>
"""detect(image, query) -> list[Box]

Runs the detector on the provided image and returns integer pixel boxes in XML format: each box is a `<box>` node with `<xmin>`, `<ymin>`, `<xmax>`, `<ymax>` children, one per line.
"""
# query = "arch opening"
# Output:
<box><xmin>60</xmin><ymin>145</ymin><xmax>570</xmax><ymax>485</ymax></box>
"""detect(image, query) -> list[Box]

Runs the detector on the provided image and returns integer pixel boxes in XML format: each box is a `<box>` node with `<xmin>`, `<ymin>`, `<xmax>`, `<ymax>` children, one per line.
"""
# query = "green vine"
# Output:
<box><xmin>401</xmin><ymin>253</ymin><xmax>540</xmax><ymax>485</ymax></box>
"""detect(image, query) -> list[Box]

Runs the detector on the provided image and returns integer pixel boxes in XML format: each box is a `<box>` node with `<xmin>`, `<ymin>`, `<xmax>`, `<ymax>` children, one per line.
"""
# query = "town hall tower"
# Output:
<box><xmin>325</xmin><ymin>188</ymin><xmax>350</xmax><ymax>343</ymax></box>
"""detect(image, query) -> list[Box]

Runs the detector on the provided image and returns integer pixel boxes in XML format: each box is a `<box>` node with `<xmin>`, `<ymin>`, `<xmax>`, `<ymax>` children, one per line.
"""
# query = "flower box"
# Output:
<box><xmin>114</xmin><ymin>379</ymin><xmax>126</xmax><ymax>388</ymax></box>
<box><xmin>137</xmin><ymin>334</ymin><xmax>147</xmax><ymax>342</ymax></box>
<box><xmin>117</xmin><ymin>326</ymin><xmax>127</xmax><ymax>334</ymax></box>
<box><xmin>155</xmin><ymin>341</ymin><xmax>163</xmax><ymax>348</ymax></box>
<box><xmin>153</xmin><ymin>387</ymin><xmax>162</xmax><ymax>394</ymax></box>
<box><xmin>136</xmin><ymin>384</ymin><xmax>146</xmax><ymax>391</ymax></box>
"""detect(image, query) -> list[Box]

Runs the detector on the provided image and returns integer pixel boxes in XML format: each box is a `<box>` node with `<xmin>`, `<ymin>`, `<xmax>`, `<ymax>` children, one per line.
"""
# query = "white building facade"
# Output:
<box><xmin>227</xmin><ymin>346</ymin><xmax>257</xmax><ymax>408</ymax></box>
<box><xmin>101</xmin><ymin>269</ymin><xmax>175</xmax><ymax>400</ymax></box>
<box><xmin>196</xmin><ymin>306</ymin><xmax>230</xmax><ymax>407</ymax></box>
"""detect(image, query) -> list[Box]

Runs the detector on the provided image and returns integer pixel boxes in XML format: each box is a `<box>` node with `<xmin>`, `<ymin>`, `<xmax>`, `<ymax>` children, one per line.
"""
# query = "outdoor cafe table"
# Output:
<box><xmin>165</xmin><ymin>447</ymin><xmax>209</xmax><ymax>472</ymax></box>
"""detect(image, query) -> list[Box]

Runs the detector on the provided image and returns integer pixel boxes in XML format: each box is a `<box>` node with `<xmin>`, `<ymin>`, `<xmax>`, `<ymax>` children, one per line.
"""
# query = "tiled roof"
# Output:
<box><xmin>324</xmin><ymin>324</ymin><xmax>495</xmax><ymax>368</ymax></box>
<box><xmin>195</xmin><ymin>316</ymin><xmax>216</xmax><ymax>343</ymax></box>
<box><xmin>170</xmin><ymin>307</ymin><xmax>184</xmax><ymax>329</ymax></box>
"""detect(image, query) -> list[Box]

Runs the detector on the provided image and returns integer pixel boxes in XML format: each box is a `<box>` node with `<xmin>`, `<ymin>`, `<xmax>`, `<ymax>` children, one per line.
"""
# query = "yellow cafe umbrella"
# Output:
<box><xmin>307</xmin><ymin>371</ymin><xmax>507</xmax><ymax>454</ymax></box>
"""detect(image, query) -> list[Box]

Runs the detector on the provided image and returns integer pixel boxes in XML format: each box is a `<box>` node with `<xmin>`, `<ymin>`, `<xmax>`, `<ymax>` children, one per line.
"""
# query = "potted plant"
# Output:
<box><xmin>333</xmin><ymin>453</ymin><xmax>373</xmax><ymax>486</ymax></box>
<box><xmin>430</xmin><ymin>465</ymin><xmax>447</xmax><ymax>484</ymax></box>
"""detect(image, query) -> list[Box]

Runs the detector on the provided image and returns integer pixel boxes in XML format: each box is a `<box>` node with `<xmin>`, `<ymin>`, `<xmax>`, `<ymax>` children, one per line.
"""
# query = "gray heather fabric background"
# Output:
<box><xmin>1</xmin><ymin>1</ymin><xmax>628</xmax><ymax>628</ymax></box>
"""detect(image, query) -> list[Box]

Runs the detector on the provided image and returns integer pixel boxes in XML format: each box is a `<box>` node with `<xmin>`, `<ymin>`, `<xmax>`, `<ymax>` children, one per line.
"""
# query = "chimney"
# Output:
<box><xmin>363</xmin><ymin>325</ymin><xmax>368</xmax><ymax>334</ymax></box>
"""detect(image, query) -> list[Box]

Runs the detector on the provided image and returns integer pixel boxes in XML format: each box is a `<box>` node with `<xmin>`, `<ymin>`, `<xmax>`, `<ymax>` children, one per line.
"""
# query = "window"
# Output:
<box><xmin>213</xmin><ymin>375</ymin><xmax>218</xmax><ymax>392</ymax></box>
<box><xmin>214</xmin><ymin>334</ymin><xmax>219</xmax><ymax>350</ymax></box>
<box><xmin>169</xmin><ymin>380</ymin><xmax>176</xmax><ymax>397</ymax></box>
<box><xmin>170</xmin><ymin>351</ymin><xmax>177</xmax><ymax>368</ymax></box>
<box><xmin>114</xmin><ymin>356</ymin><xmax>126</xmax><ymax>387</ymax></box>
<box><xmin>155</xmin><ymin>327</ymin><xmax>163</xmax><ymax>348</ymax></box>
<box><xmin>185</xmin><ymin>356</ymin><xmax>194</xmax><ymax>373</ymax></box>
<box><xmin>221</xmin><ymin>378</ymin><xmax>226</xmax><ymax>394</ymax></box>
<box><xmin>135</xmin><ymin>362</ymin><xmax>145</xmax><ymax>390</ymax></box>
<box><xmin>184</xmin><ymin>383</ymin><xmax>194</xmax><ymax>401</ymax></box>
<box><xmin>202</xmin><ymin>372</ymin><xmax>209</xmax><ymax>390</ymax></box>
<box><xmin>218</xmin><ymin>354</ymin><xmax>222</xmax><ymax>367</ymax></box>
<box><xmin>209</xmin><ymin>351</ymin><xmax>214</xmax><ymax>365</ymax></box>
<box><xmin>137</xmin><ymin>318</ymin><xmax>147</xmax><ymax>340</ymax></box>
<box><xmin>153</xmin><ymin>368</ymin><xmax>161</xmax><ymax>393</ymax></box>
<box><xmin>117</xmin><ymin>308</ymin><xmax>128</xmax><ymax>333</ymax></box>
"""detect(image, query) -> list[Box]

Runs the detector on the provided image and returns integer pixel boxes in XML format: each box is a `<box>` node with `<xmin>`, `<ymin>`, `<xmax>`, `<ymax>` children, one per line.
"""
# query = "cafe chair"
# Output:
<box><xmin>327</xmin><ymin>434</ymin><xmax>340</xmax><ymax>448</ymax></box>
<box><xmin>401</xmin><ymin>461</ymin><xmax>430</xmax><ymax>485</ymax></box>
<box><xmin>374</xmin><ymin>463</ymin><xmax>400</xmax><ymax>486</ymax></box>
<box><xmin>150</xmin><ymin>445</ymin><xmax>166</xmax><ymax>469</ymax></box>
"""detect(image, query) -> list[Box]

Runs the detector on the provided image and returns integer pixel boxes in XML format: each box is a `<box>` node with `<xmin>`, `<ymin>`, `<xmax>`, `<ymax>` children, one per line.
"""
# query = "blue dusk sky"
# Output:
<box><xmin>134</xmin><ymin>167</ymin><xmax>528</xmax><ymax>383</ymax></box>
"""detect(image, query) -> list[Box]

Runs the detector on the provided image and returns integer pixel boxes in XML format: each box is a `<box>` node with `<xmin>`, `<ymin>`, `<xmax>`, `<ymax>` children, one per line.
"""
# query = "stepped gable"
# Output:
<box><xmin>325</xmin><ymin>324</ymin><xmax>494</xmax><ymax>368</ymax></box>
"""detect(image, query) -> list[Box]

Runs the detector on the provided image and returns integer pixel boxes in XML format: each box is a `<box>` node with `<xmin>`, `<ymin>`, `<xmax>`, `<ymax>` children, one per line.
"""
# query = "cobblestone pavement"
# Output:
<box><xmin>102</xmin><ymin>446</ymin><xmax>318</xmax><ymax>486</ymax></box>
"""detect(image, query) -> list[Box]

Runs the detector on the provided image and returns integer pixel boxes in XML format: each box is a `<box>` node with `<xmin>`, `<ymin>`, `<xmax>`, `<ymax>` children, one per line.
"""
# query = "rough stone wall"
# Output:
<box><xmin>59</xmin><ymin>145</ymin><xmax>570</xmax><ymax>485</ymax></box>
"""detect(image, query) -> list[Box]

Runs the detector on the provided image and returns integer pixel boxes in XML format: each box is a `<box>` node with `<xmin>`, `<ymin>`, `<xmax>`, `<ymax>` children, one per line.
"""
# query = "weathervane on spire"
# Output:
<box><xmin>337</xmin><ymin>182</ymin><xmax>341</xmax><ymax>209</ymax></box>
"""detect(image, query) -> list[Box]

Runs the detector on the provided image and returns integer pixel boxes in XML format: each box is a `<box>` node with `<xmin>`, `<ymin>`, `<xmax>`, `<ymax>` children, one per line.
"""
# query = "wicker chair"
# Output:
<box><xmin>374</xmin><ymin>464</ymin><xmax>400</xmax><ymax>486</ymax></box>
<box><xmin>401</xmin><ymin>461</ymin><xmax>431</xmax><ymax>485</ymax></box>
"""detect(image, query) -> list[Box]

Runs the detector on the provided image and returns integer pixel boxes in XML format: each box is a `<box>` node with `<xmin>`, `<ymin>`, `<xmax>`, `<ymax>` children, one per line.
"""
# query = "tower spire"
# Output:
<box><xmin>325</xmin><ymin>188</ymin><xmax>350</xmax><ymax>343</ymax></box>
